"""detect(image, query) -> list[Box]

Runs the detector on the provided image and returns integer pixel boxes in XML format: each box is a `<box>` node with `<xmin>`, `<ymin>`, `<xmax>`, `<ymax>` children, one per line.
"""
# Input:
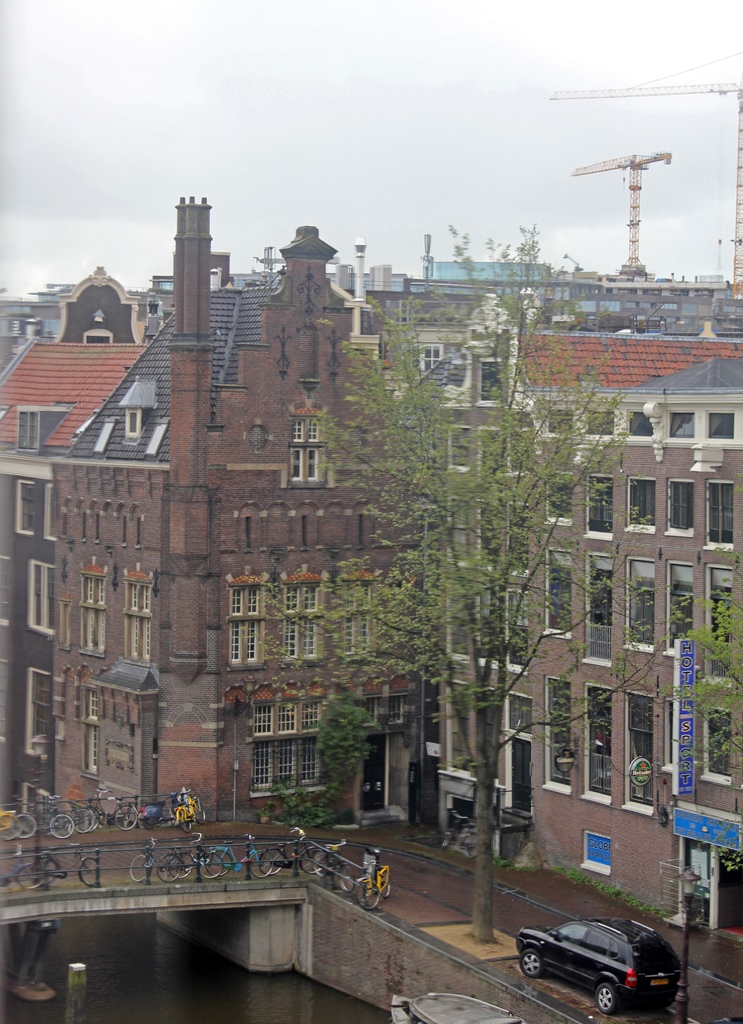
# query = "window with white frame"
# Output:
<box><xmin>587</xmin><ymin>555</ymin><xmax>613</xmax><ymax>662</ymax></box>
<box><xmin>58</xmin><ymin>598</ymin><xmax>71</xmax><ymax>647</ymax></box>
<box><xmin>586</xmin><ymin>410</ymin><xmax>614</xmax><ymax>437</ymax></box>
<box><xmin>547</xmin><ymin>551</ymin><xmax>572</xmax><ymax>633</ymax></box>
<box><xmin>627</xmin><ymin>693</ymin><xmax>653</xmax><ymax>805</ymax></box>
<box><xmin>588</xmin><ymin>476</ymin><xmax>613</xmax><ymax>534</ymax></box>
<box><xmin>125</xmin><ymin>408</ymin><xmax>142</xmax><ymax>439</ymax></box>
<box><xmin>705</xmin><ymin>709</ymin><xmax>732</xmax><ymax>777</ymax></box>
<box><xmin>422</xmin><ymin>344</ymin><xmax>442</xmax><ymax>373</ymax></box>
<box><xmin>344</xmin><ymin>582</ymin><xmax>371</xmax><ymax>655</ymax></box>
<box><xmin>44</xmin><ymin>484</ymin><xmax>55</xmax><ymax>540</ymax></box>
<box><xmin>388</xmin><ymin>693</ymin><xmax>406</xmax><ymax>724</ymax></box>
<box><xmin>290</xmin><ymin>417</ymin><xmax>322</xmax><ymax>483</ymax></box>
<box><xmin>629</xmin><ymin>411</ymin><xmax>653</xmax><ymax>436</ymax></box>
<box><xmin>479</xmin><ymin>360</ymin><xmax>500</xmax><ymax>401</ymax></box>
<box><xmin>667</xmin><ymin>563</ymin><xmax>693</xmax><ymax>646</ymax></box>
<box><xmin>450</xmin><ymin>426</ymin><xmax>471</xmax><ymax>469</ymax></box>
<box><xmin>709</xmin><ymin>412</ymin><xmax>734</xmax><ymax>439</ymax></box>
<box><xmin>627</xmin><ymin>560</ymin><xmax>654</xmax><ymax>646</ymax></box>
<box><xmin>707</xmin><ymin>566</ymin><xmax>732</xmax><ymax>676</ymax></box>
<box><xmin>80</xmin><ymin>572</ymin><xmax>106</xmax><ymax>652</ymax></box>
<box><xmin>16</xmin><ymin>480</ymin><xmax>35</xmax><ymax>534</ymax></box>
<box><xmin>251</xmin><ymin>698</ymin><xmax>321</xmax><ymax>790</ymax></box>
<box><xmin>28</xmin><ymin>560</ymin><xmax>54</xmax><ymax>633</ymax></box>
<box><xmin>707</xmin><ymin>481</ymin><xmax>733</xmax><ymax>545</ymax></box>
<box><xmin>586</xmin><ymin>687</ymin><xmax>612</xmax><ymax>795</ymax></box>
<box><xmin>548</xmin><ymin>474</ymin><xmax>573</xmax><ymax>522</ymax></box>
<box><xmin>284</xmin><ymin>583</ymin><xmax>320</xmax><ymax>659</ymax></box>
<box><xmin>0</xmin><ymin>556</ymin><xmax>9</xmax><ymax>625</ymax></box>
<box><xmin>546</xmin><ymin>677</ymin><xmax>571</xmax><ymax>785</ymax></box>
<box><xmin>509</xmin><ymin>693</ymin><xmax>532</xmax><ymax>734</ymax></box>
<box><xmin>628</xmin><ymin>478</ymin><xmax>655</xmax><ymax>528</ymax></box>
<box><xmin>82</xmin><ymin>687</ymin><xmax>99</xmax><ymax>774</ymax></box>
<box><xmin>18</xmin><ymin>410</ymin><xmax>40</xmax><ymax>451</ymax></box>
<box><xmin>507</xmin><ymin>588</ymin><xmax>528</xmax><ymax>667</ymax></box>
<box><xmin>365</xmin><ymin>695</ymin><xmax>381</xmax><ymax>723</ymax></box>
<box><xmin>668</xmin><ymin>480</ymin><xmax>693</xmax><ymax>531</ymax></box>
<box><xmin>228</xmin><ymin>583</ymin><xmax>263</xmax><ymax>664</ymax></box>
<box><xmin>27</xmin><ymin>669</ymin><xmax>51</xmax><ymax>749</ymax></box>
<box><xmin>670</xmin><ymin>412</ymin><xmax>695</xmax><ymax>438</ymax></box>
<box><xmin>124</xmin><ymin>577</ymin><xmax>151</xmax><ymax>660</ymax></box>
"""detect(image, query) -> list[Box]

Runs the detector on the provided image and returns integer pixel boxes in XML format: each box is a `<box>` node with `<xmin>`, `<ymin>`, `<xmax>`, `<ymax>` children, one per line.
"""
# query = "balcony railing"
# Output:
<box><xmin>589</xmin><ymin>751</ymin><xmax>612</xmax><ymax>794</ymax></box>
<box><xmin>588</xmin><ymin>623</ymin><xmax>612</xmax><ymax>661</ymax></box>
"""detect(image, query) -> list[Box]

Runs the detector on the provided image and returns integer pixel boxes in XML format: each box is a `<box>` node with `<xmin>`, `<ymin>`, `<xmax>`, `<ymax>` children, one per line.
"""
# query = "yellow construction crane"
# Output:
<box><xmin>552</xmin><ymin>69</ymin><xmax>743</xmax><ymax>295</ymax></box>
<box><xmin>572</xmin><ymin>152</ymin><xmax>672</xmax><ymax>270</ymax></box>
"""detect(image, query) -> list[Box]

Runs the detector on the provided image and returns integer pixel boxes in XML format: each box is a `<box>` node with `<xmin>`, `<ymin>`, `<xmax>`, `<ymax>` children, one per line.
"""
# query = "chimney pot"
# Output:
<box><xmin>189</xmin><ymin>196</ymin><xmax>195</xmax><ymax>204</ymax></box>
<box><xmin>180</xmin><ymin>196</ymin><xmax>186</xmax><ymax>204</ymax></box>
<box><xmin>201</xmin><ymin>197</ymin><xmax>207</xmax><ymax>204</ymax></box>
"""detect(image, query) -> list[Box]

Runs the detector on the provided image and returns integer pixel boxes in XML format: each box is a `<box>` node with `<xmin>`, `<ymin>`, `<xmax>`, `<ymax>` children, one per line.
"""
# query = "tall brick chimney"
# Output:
<box><xmin>166</xmin><ymin>196</ymin><xmax>214</xmax><ymax>686</ymax></box>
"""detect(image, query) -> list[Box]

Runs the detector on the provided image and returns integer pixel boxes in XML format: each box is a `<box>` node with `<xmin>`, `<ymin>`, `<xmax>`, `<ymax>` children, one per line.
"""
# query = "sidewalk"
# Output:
<box><xmin>276</xmin><ymin>821</ymin><xmax>743</xmax><ymax>1020</ymax></box>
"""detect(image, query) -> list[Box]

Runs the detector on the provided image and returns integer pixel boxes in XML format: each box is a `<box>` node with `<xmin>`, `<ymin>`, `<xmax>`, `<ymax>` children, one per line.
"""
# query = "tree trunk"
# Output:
<box><xmin>471</xmin><ymin>702</ymin><xmax>496</xmax><ymax>941</ymax></box>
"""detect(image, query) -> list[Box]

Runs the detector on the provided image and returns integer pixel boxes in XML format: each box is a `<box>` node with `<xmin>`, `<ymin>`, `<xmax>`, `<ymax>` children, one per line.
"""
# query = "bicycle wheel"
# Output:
<box><xmin>114</xmin><ymin>803</ymin><xmax>138</xmax><ymax>831</ymax></box>
<box><xmin>14</xmin><ymin>813</ymin><xmax>36</xmax><ymax>839</ymax></box>
<box><xmin>16</xmin><ymin>863</ymin><xmax>43</xmax><ymax>889</ymax></box>
<box><xmin>49</xmin><ymin>813</ymin><xmax>75</xmax><ymax>839</ymax></box>
<box><xmin>73</xmin><ymin>806</ymin><xmax>96</xmax><ymax>834</ymax></box>
<box><xmin>179</xmin><ymin>818</ymin><xmax>192</xmax><ymax>833</ymax></box>
<box><xmin>78</xmin><ymin>857</ymin><xmax>99</xmax><ymax>887</ymax></box>
<box><xmin>200</xmin><ymin>848</ymin><xmax>226</xmax><ymax>878</ymax></box>
<box><xmin>441</xmin><ymin>831</ymin><xmax>452</xmax><ymax>849</ymax></box>
<box><xmin>461</xmin><ymin>831</ymin><xmax>477</xmax><ymax>858</ymax></box>
<box><xmin>356</xmin><ymin>880</ymin><xmax>381</xmax><ymax>910</ymax></box>
<box><xmin>157</xmin><ymin>851</ymin><xmax>186</xmax><ymax>882</ymax></box>
<box><xmin>129</xmin><ymin>854</ymin><xmax>154</xmax><ymax>883</ymax></box>
<box><xmin>300</xmin><ymin>851</ymin><xmax>322</xmax><ymax>875</ymax></box>
<box><xmin>257</xmin><ymin>846</ymin><xmax>284</xmax><ymax>876</ymax></box>
<box><xmin>335</xmin><ymin>861</ymin><xmax>355</xmax><ymax>893</ymax></box>
<box><xmin>0</xmin><ymin>814</ymin><xmax>19</xmax><ymax>840</ymax></box>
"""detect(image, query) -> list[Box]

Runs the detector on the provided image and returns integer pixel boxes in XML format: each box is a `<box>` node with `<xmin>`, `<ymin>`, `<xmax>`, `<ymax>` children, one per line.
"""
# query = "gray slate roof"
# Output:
<box><xmin>68</xmin><ymin>283</ymin><xmax>272</xmax><ymax>462</ymax></box>
<box><xmin>96</xmin><ymin>657</ymin><xmax>159</xmax><ymax>693</ymax></box>
<box><xmin>632</xmin><ymin>357</ymin><xmax>743</xmax><ymax>392</ymax></box>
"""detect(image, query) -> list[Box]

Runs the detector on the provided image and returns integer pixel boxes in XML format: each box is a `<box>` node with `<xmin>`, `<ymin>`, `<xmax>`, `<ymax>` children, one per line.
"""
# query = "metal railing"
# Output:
<box><xmin>588</xmin><ymin>623</ymin><xmax>612</xmax><ymax>661</ymax></box>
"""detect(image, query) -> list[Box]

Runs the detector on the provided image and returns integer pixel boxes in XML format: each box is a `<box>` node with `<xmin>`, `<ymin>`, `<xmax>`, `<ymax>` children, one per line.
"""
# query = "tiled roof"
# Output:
<box><xmin>627</xmin><ymin>356</ymin><xmax>743</xmax><ymax>391</ymax></box>
<box><xmin>70</xmin><ymin>285</ymin><xmax>269</xmax><ymax>463</ymax></box>
<box><xmin>535</xmin><ymin>333</ymin><xmax>743</xmax><ymax>388</ymax></box>
<box><xmin>0</xmin><ymin>343</ymin><xmax>138</xmax><ymax>448</ymax></box>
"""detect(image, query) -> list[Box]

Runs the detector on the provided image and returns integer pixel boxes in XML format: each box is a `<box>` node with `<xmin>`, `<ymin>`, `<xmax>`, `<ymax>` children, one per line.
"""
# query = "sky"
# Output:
<box><xmin>1</xmin><ymin>1</ymin><xmax>742</xmax><ymax>296</ymax></box>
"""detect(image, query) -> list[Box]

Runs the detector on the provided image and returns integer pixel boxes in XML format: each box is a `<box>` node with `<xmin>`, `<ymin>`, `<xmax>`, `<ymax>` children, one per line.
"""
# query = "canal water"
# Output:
<box><xmin>4</xmin><ymin>913</ymin><xmax>388</xmax><ymax>1024</ymax></box>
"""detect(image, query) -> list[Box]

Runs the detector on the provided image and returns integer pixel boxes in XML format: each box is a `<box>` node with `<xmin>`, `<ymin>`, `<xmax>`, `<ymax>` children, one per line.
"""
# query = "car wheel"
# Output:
<box><xmin>595</xmin><ymin>980</ymin><xmax>619</xmax><ymax>1015</ymax></box>
<box><xmin>519</xmin><ymin>947</ymin><xmax>545</xmax><ymax>979</ymax></box>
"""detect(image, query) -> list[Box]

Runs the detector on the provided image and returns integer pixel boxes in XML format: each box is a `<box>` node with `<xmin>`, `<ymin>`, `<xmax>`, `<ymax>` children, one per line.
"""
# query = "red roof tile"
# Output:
<box><xmin>0</xmin><ymin>342</ymin><xmax>140</xmax><ymax>447</ymax></box>
<box><xmin>532</xmin><ymin>334</ymin><xmax>743</xmax><ymax>388</ymax></box>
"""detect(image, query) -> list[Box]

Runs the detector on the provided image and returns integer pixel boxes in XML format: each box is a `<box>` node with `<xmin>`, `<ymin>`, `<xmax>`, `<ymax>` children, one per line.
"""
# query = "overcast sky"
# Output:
<box><xmin>1</xmin><ymin>1</ymin><xmax>742</xmax><ymax>296</ymax></box>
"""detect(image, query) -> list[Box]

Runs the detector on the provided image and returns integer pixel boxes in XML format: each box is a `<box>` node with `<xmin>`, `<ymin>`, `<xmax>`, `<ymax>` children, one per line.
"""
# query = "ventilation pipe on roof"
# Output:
<box><xmin>354</xmin><ymin>238</ymin><xmax>366</xmax><ymax>303</ymax></box>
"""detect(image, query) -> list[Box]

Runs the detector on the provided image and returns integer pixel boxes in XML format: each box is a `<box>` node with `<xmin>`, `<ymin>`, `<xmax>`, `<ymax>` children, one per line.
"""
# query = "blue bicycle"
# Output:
<box><xmin>206</xmin><ymin>834</ymin><xmax>280</xmax><ymax>877</ymax></box>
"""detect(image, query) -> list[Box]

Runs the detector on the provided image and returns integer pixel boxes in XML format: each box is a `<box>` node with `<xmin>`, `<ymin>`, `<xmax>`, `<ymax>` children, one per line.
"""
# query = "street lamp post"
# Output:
<box><xmin>30</xmin><ymin>734</ymin><xmax>48</xmax><ymax>887</ymax></box>
<box><xmin>674</xmin><ymin>866</ymin><xmax>701</xmax><ymax>1024</ymax></box>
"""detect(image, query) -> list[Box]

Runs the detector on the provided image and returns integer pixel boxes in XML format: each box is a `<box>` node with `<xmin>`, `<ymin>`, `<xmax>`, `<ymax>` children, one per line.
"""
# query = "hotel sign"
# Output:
<box><xmin>673</xmin><ymin>638</ymin><xmax>695</xmax><ymax>797</ymax></box>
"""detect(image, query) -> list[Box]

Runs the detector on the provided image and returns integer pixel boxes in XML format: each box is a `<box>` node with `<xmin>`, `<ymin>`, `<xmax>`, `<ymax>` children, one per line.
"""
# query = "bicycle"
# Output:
<box><xmin>33</xmin><ymin>796</ymin><xmax>75</xmax><ymax>840</ymax></box>
<box><xmin>310</xmin><ymin>840</ymin><xmax>355</xmax><ymax>892</ymax></box>
<box><xmin>0</xmin><ymin>807</ymin><xmax>20</xmax><ymax>840</ymax></box>
<box><xmin>129</xmin><ymin>837</ymin><xmax>160</xmax><ymax>883</ymax></box>
<box><xmin>73</xmin><ymin>787</ymin><xmax>139</xmax><ymax>833</ymax></box>
<box><xmin>12</xmin><ymin>844</ymin><xmax>98</xmax><ymax>889</ymax></box>
<box><xmin>441</xmin><ymin>810</ymin><xmax>476</xmax><ymax>858</ymax></box>
<box><xmin>355</xmin><ymin>848</ymin><xmax>390</xmax><ymax>910</ymax></box>
<box><xmin>271</xmin><ymin>827</ymin><xmax>331</xmax><ymax>875</ymax></box>
<box><xmin>155</xmin><ymin>834</ymin><xmax>225</xmax><ymax>882</ymax></box>
<box><xmin>206</xmin><ymin>834</ymin><xmax>279</xmax><ymax>877</ymax></box>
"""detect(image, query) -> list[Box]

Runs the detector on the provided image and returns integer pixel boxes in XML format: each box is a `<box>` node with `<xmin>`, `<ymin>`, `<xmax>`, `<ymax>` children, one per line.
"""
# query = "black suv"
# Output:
<box><xmin>516</xmin><ymin>917</ymin><xmax>680</xmax><ymax>1015</ymax></box>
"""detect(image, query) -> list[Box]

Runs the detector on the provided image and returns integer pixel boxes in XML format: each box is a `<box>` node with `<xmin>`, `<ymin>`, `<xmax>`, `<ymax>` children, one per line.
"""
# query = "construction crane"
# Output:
<box><xmin>572</xmin><ymin>152</ymin><xmax>671</xmax><ymax>270</ymax></box>
<box><xmin>552</xmin><ymin>69</ymin><xmax>743</xmax><ymax>295</ymax></box>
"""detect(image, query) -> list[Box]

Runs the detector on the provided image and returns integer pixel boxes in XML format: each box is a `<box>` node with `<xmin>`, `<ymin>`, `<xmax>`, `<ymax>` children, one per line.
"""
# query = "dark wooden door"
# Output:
<box><xmin>512</xmin><ymin>738</ymin><xmax>532</xmax><ymax>812</ymax></box>
<box><xmin>362</xmin><ymin>735</ymin><xmax>386</xmax><ymax>811</ymax></box>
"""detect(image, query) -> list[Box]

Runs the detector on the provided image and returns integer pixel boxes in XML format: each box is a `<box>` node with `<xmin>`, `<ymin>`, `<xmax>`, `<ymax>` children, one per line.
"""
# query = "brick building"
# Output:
<box><xmin>52</xmin><ymin>199</ymin><xmax>419</xmax><ymax>822</ymax></box>
<box><xmin>0</xmin><ymin>269</ymin><xmax>141</xmax><ymax>803</ymax></box>
<box><xmin>433</xmin><ymin>329</ymin><xmax>743</xmax><ymax>928</ymax></box>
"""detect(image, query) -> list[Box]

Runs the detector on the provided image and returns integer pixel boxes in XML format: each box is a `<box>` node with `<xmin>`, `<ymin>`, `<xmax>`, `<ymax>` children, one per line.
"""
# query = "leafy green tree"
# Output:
<box><xmin>331</xmin><ymin>228</ymin><xmax>629</xmax><ymax>941</ymax></box>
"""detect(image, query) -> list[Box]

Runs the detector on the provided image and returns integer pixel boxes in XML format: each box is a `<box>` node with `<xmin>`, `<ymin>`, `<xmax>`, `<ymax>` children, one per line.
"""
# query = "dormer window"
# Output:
<box><xmin>18</xmin><ymin>410</ymin><xmax>40</xmax><ymax>450</ymax></box>
<box><xmin>125</xmin><ymin>408</ymin><xmax>142</xmax><ymax>439</ymax></box>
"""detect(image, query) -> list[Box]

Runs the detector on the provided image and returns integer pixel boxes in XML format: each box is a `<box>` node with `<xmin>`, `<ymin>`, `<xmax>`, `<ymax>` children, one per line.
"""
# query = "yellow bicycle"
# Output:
<box><xmin>356</xmin><ymin>851</ymin><xmax>390</xmax><ymax>910</ymax></box>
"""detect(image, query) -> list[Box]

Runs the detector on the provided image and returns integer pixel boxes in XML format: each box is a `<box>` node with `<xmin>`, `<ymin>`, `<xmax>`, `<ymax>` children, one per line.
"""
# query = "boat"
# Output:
<box><xmin>390</xmin><ymin>993</ymin><xmax>522</xmax><ymax>1024</ymax></box>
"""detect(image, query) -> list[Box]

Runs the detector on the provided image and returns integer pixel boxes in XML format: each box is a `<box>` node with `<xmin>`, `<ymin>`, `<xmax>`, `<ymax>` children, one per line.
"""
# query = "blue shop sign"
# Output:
<box><xmin>673</xmin><ymin>809</ymin><xmax>741</xmax><ymax>851</ymax></box>
<box><xmin>586</xmin><ymin>832</ymin><xmax>612</xmax><ymax>867</ymax></box>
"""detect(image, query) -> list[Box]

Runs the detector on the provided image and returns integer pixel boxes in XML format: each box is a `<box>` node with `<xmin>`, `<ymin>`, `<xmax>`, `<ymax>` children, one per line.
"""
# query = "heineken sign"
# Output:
<box><xmin>629</xmin><ymin>756</ymin><xmax>652</xmax><ymax>787</ymax></box>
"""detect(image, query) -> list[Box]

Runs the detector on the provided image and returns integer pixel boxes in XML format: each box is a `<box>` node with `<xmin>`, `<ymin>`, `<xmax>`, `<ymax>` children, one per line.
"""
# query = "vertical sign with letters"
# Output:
<box><xmin>673</xmin><ymin>638</ymin><xmax>695</xmax><ymax>796</ymax></box>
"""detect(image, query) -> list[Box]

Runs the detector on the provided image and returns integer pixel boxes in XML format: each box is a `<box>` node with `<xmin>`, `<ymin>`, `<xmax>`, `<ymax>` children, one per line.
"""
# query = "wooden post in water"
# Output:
<box><xmin>65</xmin><ymin>963</ymin><xmax>86</xmax><ymax>1024</ymax></box>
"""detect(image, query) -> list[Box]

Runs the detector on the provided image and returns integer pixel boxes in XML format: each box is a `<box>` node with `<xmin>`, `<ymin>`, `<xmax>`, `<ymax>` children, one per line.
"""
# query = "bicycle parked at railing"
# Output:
<box><xmin>310</xmin><ymin>839</ymin><xmax>355</xmax><ymax>892</ymax></box>
<box><xmin>441</xmin><ymin>810</ymin><xmax>476</xmax><ymax>858</ymax></box>
<box><xmin>206</xmin><ymin>834</ymin><xmax>280</xmax><ymax>877</ymax></box>
<box><xmin>354</xmin><ymin>847</ymin><xmax>391</xmax><ymax>910</ymax></box>
<box><xmin>72</xmin><ymin>787</ymin><xmax>139</xmax><ymax>833</ymax></box>
<box><xmin>3</xmin><ymin>843</ymin><xmax>99</xmax><ymax>889</ymax></box>
<box><xmin>156</xmin><ymin>834</ymin><xmax>225</xmax><ymax>882</ymax></box>
<box><xmin>33</xmin><ymin>795</ymin><xmax>75</xmax><ymax>840</ymax></box>
<box><xmin>129</xmin><ymin>837</ymin><xmax>161</xmax><ymax>883</ymax></box>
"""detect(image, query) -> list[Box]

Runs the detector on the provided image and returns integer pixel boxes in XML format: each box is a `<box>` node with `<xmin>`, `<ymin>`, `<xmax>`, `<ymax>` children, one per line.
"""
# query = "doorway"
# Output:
<box><xmin>362</xmin><ymin>735</ymin><xmax>386</xmax><ymax>811</ymax></box>
<box><xmin>512</xmin><ymin>738</ymin><xmax>532</xmax><ymax>812</ymax></box>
